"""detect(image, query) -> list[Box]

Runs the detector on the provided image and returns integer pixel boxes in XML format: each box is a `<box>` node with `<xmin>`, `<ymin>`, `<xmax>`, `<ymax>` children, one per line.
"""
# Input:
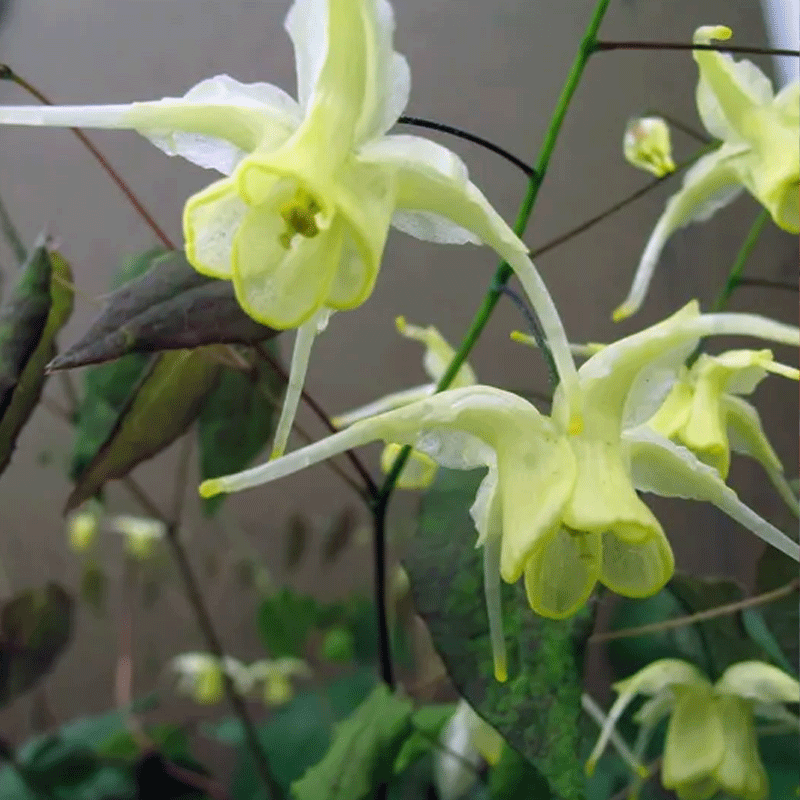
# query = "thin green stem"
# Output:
<box><xmin>371</xmin><ymin>0</ymin><xmax>612</xmax><ymax>691</ymax></box>
<box><xmin>687</xmin><ymin>207</ymin><xmax>770</xmax><ymax>366</ymax></box>
<box><xmin>713</xmin><ymin>208</ymin><xmax>771</xmax><ymax>311</ymax></box>
<box><xmin>0</xmin><ymin>189</ymin><xmax>26</xmax><ymax>264</ymax></box>
<box><xmin>737</xmin><ymin>276</ymin><xmax>799</xmax><ymax>293</ymax></box>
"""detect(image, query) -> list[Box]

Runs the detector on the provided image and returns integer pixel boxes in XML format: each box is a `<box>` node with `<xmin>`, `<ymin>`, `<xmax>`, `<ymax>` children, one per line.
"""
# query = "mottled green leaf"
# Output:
<box><xmin>0</xmin><ymin>233</ymin><xmax>53</xmax><ymax>419</ymax></box>
<box><xmin>755</xmin><ymin>546</ymin><xmax>799</xmax><ymax>675</ymax></box>
<box><xmin>198</xmin><ymin>342</ymin><xmax>284</xmax><ymax>516</ymax></box>
<box><xmin>0</xmin><ymin>250</ymin><xmax>73</xmax><ymax>475</ymax></box>
<box><xmin>291</xmin><ymin>684</ymin><xmax>413</xmax><ymax>800</ymax></box>
<box><xmin>406</xmin><ymin>468</ymin><xmax>589</xmax><ymax>800</ymax></box>
<box><xmin>49</xmin><ymin>248</ymin><xmax>277</xmax><ymax>371</ymax></box>
<box><xmin>67</xmin><ymin>346</ymin><xmax>226</xmax><ymax>511</ymax></box>
<box><xmin>0</xmin><ymin>583</ymin><xmax>73</xmax><ymax>707</ymax></box>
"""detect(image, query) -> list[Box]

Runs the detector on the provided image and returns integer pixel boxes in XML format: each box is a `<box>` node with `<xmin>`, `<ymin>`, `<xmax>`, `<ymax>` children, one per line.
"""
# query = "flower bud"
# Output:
<box><xmin>107</xmin><ymin>515</ymin><xmax>167</xmax><ymax>561</ymax></box>
<box><xmin>624</xmin><ymin>117</ymin><xmax>675</xmax><ymax>177</ymax></box>
<box><xmin>67</xmin><ymin>507</ymin><xmax>100</xmax><ymax>553</ymax></box>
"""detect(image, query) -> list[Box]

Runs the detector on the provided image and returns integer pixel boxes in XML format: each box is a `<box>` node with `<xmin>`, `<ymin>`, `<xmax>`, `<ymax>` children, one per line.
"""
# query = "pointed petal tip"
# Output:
<box><xmin>199</xmin><ymin>479</ymin><xmax>223</xmax><ymax>499</ymax></box>
<box><xmin>612</xmin><ymin>303</ymin><xmax>635</xmax><ymax>323</ymax></box>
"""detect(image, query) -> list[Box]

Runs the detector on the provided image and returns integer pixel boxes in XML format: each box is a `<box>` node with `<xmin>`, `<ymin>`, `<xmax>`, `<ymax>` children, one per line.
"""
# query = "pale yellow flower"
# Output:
<box><xmin>586</xmin><ymin>659</ymin><xmax>800</xmax><ymax>800</ymax></box>
<box><xmin>200</xmin><ymin>301</ymin><xmax>799</xmax><ymax>681</ymax></box>
<box><xmin>0</xmin><ymin>0</ymin><xmax>580</xmax><ymax>455</ymax></box>
<box><xmin>615</xmin><ymin>25</ymin><xmax>800</xmax><ymax>320</ymax></box>
<box><xmin>247</xmin><ymin>657</ymin><xmax>311</xmax><ymax>705</ymax></box>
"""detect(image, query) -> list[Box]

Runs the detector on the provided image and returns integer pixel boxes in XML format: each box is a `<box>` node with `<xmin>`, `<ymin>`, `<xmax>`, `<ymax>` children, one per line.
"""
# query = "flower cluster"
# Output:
<box><xmin>587</xmin><ymin>659</ymin><xmax>800</xmax><ymax>800</ymax></box>
<box><xmin>2</xmin><ymin>0</ymin><xmax>795</xmax><ymax>716</ymax></box>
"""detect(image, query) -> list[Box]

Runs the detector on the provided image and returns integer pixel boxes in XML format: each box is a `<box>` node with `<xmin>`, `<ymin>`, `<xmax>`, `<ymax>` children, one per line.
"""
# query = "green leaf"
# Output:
<box><xmin>67</xmin><ymin>345</ymin><xmax>226</xmax><ymax>511</ymax></box>
<box><xmin>320</xmin><ymin>507</ymin><xmax>357</xmax><ymax>564</ymax></box>
<box><xmin>606</xmin><ymin>588</ymin><xmax>707</xmax><ymax>680</ymax></box>
<box><xmin>0</xmin><ymin>250</ymin><xmax>74</xmax><ymax>476</ymax></box>
<box><xmin>0</xmin><ymin>583</ymin><xmax>73</xmax><ymax>707</ymax></box>
<box><xmin>208</xmin><ymin>668</ymin><xmax>377</xmax><ymax>798</ymax></box>
<box><xmin>49</xmin><ymin>248</ymin><xmax>277</xmax><ymax>371</ymax></box>
<box><xmin>198</xmin><ymin>342</ymin><xmax>284</xmax><ymax>516</ymax></box>
<box><xmin>760</xmin><ymin>732</ymin><xmax>800</xmax><ymax>800</ymax></box>
<box><xmin>392</xmin><ymin>704</ymin><xmax>456</xmax><ymax>774</ymax></box>
<box><xmin>406</xmin><ymin>468</ymin><xmax>588</xmax><ymax>800</ymax></box>
<box><xmin>98</xmin><ymin>723</ymin><xmax>191</xmax><ymax>763</ymax></box>
<box><xmin>0</xmin><ymin>233</ymin><xmax>54</xmax><ymax>420</ymax></box>
<box><xmin>69</xmin><ymin>249</ymin><xmax>165</xmax><ymax>480</ymax></box>
<box><xmin>291</xmin><ymin>684</ymin><xmax>413</xmax><ymax>800</ymax></box>
<box><xmin>741</xmin><ymin>608</ymin><xmax>795</xmax><ymax>675</ymax></box>
<box><xmin>257</xmin><ymin>588</ymin><xmax>319</xmax><ymax>658</ymax></box>
<box><xmin>668</xmin><ymin>573</ymin><xmax>762</xmax><ymax>679</ymax></box>
<box><xmin>755</xmin><ymin>546</ymin><xmax>799</xmax><ymax>675</ymax></box>
<box><xmin>488</xmin><ymin>745</ymin><xmax>551</xmax><ymax>800</ymax></box>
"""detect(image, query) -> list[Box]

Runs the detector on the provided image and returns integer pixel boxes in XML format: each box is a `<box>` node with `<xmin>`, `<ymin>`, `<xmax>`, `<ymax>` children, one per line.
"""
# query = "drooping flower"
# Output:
<box><xmin>199</xmin><ymin>300</ymin><xmax>799</xmax><ymax>680</ymax></box>
<box><xmin>615</xmin><ymin>24</ymin><xmax>800</xmax><ymax>320</ymax></box>
<box><xmin>647</xmin><ymin>348</ymin><xmax>799</xmax><ymax>515</ymax></box>
<box><xmin>333</xmin><ymin>316</ymin><xmax>477</xmax><ymax>488</ymax></box>
<box><xmin>623</xmin><ymin>116</ymin><xmax>676</xmax><ymax>177</ymax></box>
<box><xmin>433</xmin><ymin>700</ymin><xmax>504</xmax><ymax>800</ymax></box>
<box><xmin>248</xmin><ymin>657</ymin><xmax>311</xmax><ymax>705</ymax></box>
<box><xmin>0</xmin><ymin>0</ymin><xmax>580</xmax><ymax>453</ymax></box>
<box><xmin>66</xmin><ymin>505</ymin><xmax>166</xmax><ymax>561</ymax></box>
<box><xmin>170</xmin><ymin>653</ymin><xmax>253</xmax><ymax>705</ymax></box>
<box><xmin>586</xmin><ymin>659</ymin><xmax>800</xmax><ymax>800</ymax></box>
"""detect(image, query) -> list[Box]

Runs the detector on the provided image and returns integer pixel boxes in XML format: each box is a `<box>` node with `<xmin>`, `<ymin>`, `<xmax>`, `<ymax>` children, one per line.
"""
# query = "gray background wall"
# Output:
<box><xmin>0</xmin><ymin>0</ymin><xmax>796</xmax><ymax>738</ymax></box>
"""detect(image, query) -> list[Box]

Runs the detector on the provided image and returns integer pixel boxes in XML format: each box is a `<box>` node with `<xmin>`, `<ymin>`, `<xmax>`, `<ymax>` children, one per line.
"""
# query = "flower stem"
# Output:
<box><xmin>0</xmin><ymin>187</ymin><xmax>26</xmax><ymax>265</ymax></box>
<box><xmin>593</xmin><ymin>41</ymin><xmax>800</xmax><ymax>57</ymax></box>
<box><xmin>713</xmin><ymin>208</ymin><xmax>771</xmax><ymax>311</ymax></box>
<box><xmin>372</xmin><ymin>0</ymin><xmax>612</xmax><ymax>689</ymax></box>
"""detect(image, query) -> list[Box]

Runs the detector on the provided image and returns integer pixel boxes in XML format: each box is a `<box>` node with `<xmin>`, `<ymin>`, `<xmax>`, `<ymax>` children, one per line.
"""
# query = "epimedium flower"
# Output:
<box><xmin>66</xmin><ymin>505</ymin><xmax>166</xmax><ymax>561</ymax></box>
<box><xmin>332</xmin><ymin>316</ymin><xmax>477</xmax><ymax>489</ymax></box>
<box><xmin>586</xmin><ymin>659</ymin><xmax>800</xmax><ymax>800</ymax></box>
<box><xmin>615</xmin><ymin>24</ymin><xmax>800</xmax><ymax>321</ymax></box>
<box><xmin>170</xmin><ymin>653</ymin><xmax>253</xmax><ymax>705</ymax></box>
<box><xmin>647</xmin><ymin>348</ymin><xmax>799</xmax><ymax>516</ymax></box>
<box><xmin>248</xmin><ymin>657</ymin><xmax>311</xmax><ymax>705</ymax></box>
<box><xmin>0</xmin><ymin>0</ymin><xmax>580</xmax><ymax>455</ymax></box>
<box><xmin>623</xmin><ymin>116</ymin><xmax>676</xmax><ymax>177</ymax></box>
<box><xmin>198</xmin><ymin>300</ymin><xmax>799</xmax><ymax>681</ymax></box>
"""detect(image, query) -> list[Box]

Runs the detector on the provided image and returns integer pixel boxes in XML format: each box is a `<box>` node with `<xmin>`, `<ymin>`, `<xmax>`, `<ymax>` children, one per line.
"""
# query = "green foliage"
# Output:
<box><xmin>0</xmin><ymin>583</ymin><xmax>73</xmax><ymax>708</ymax></box>
<box><xmin>198</xmin><ymin>342</ymin><xmax>284</xmax><ymax>516</ymax></box>
<box><xmin>755</xmin><ymin>546</ymin><xmax>799</xmax><ymax>674</ymax></box>
<box><xmin>69</xmin><ymin>249</ymin><xmax>162</xmax><ymax>480</ymax></box>
<box><xmin>0</xmin><ymin>234</ymin><xmax>53</xmax><ymax>418</ymax></box>
<box><xmin>606</xmin><ymin>572</ymin><xmax>787</xmax><ymax>683</ymax></box>
<box><xmin>209</xmin><ymin>668</ymin><xmax>377</xmax><ymax>798</ymax></box>
<box><xmin>0</xmin><ymin>250</ymin><xmax>74</xmax><ymax>475</ymax></box>
<box><xmin>50</xmin><ymin>248</ymin><xmax>277</xmax><ymax>371</ymax></box>
<box><xmin>406</xmin><ymin>467</ymin><xmax>590</xmax><ymax>800</ymax></box>
<box><xmin>392</xmin><ymin>704</ymin><xmax>456</xmax><ymax>774</ymax></box>
<box><xmin>488</xmin><ymin>745</ymin><xmax>551</xmax><ymax>799</ymax></box>
<box><xmin>291</xmin><ymin>684</ymin><xmax>413</xmax><ymax>800</ymax></box>
<box><xmin>67</xmin><ymin>345</ymin><xmax>226</xmax><ymax>510</ymax></box>
<box><xmin>257</xmin><ymin>588</ymin><xmax>319</xmax><ymax>659</ymax></box>
<box><xmin>0</xmin><ymin>695</ymin><xmax>158</xmax><ymax>799</ymax></box>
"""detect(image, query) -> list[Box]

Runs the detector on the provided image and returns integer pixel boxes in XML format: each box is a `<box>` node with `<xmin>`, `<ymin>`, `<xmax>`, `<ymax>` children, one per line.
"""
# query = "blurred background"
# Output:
<box><xmin>0</xmin><ymin>0</ymin><xmax>795</xmax><ymax>744</ymax></box>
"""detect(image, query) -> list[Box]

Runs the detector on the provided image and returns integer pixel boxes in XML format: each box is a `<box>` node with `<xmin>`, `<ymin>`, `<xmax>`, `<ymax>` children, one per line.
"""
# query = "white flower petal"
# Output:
<box><xmin>625</xmin><ymin>427</ymin><xmax>800</xmax><ymax>561</ymax></box>
<box><xmin>614</xmin><ymin>148</ymin><xmax>744</xmax><ymax>320</ymax></box>
<box><xmin>285</xmin><ymin>0</ymin><xmax>328</xmax><ymax>112</ymax></box>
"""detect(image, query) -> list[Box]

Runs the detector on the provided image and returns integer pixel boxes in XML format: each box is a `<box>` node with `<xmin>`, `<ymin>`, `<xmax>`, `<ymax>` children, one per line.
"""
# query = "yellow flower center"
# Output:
<box><xmin>278</xmin><ymin>188</ymin><xmax>322</xmax><ymax>248</ymax></box>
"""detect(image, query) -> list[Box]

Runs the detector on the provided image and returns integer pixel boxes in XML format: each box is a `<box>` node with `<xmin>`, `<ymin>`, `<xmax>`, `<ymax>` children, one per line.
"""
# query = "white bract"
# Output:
<box><xmin>615</xmin><ymin>25</ymin><xmax>800</xmax><ymax>320</ymax></box>
<box><xmin>199</xmin><ymin>300</ymin><xmax>799</xmax><ymax>681</ymax></box>
<box><xmin>0</xmin><ymin>0</ymin><xmax>579</xmax><ymax>454</ymax></box>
